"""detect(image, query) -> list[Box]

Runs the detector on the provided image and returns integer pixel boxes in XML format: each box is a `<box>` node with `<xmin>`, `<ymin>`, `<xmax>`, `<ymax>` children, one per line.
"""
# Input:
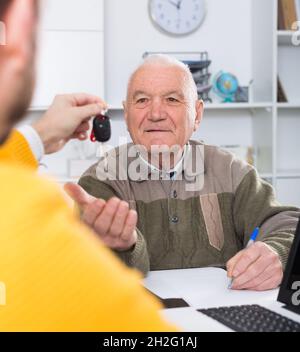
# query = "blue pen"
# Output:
<box><xmin>228</xmin><ymin>227</ymin><xmax>260</xmax><ymax>289</ymax></box>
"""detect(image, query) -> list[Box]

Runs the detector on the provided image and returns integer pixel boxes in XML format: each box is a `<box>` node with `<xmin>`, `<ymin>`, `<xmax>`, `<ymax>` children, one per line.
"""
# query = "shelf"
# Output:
<box><xmin>28</xmin><ymin>105</ymin><xmax>123</xmax><ymax>113</ymax></box>
<box><xmin>108</xmin><ymin>106</ymin><xmax>124</xmax><ymax>111</ymax></box>
<box><xmin>276</xmin><ymin>170</ymin><xmax>300</xmax><ymax>179</ymax></box>
<box><xmin>277</xmin><ymin>103</ymin><xmax>300</xmax><ymax>109</ymax></box>
<box><xmin>29</xmin><ymin>105</ymin><xmax>124</xmax><ymax>113</ymax></box>
<box><xmin>204</xmin><ymin>102</ymin><xmax>273</xmax><ymax>110</ymax></box>
<box><xmin>56</xmin><ymin>177</ymin><xmax>79</xmax><ymax>183</ymax></box>
<box><xmin>260</xmin><ymin>173</ymin><xmax>274</xmax><ymax>179</ymax></box>
<box><xmin>39</xmin><ymin>172</ymin><xmax>79</xmax><ymax>184</ymax></box>
<box><xmin>29</xmin><ymin>103</ymin><xmax>273</xmax><ymax>113</ymax></box>
<box><xmin>277</xmin><ymin>30</ymin><xmax>297</xmax><ymax>46</ymax></box>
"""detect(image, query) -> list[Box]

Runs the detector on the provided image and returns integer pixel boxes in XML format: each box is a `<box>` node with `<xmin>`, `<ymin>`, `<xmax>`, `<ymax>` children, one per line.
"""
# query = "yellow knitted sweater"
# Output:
<box><xmin>0</xmin><ymin>131</ymin><xmax>175</xmax><ymax>331</ymax></box>
<box><xmin>0</xmin><ymin>130</ymin><xmax>37</xmax><ymax>169</ymax></box>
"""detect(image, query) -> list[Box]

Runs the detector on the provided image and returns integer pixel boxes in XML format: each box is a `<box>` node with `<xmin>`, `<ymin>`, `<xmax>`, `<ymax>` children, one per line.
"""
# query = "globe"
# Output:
<box><xmin>213</xmin><ymin>71</ymin><xmax>239</xmax><ymax>102</ymax></box>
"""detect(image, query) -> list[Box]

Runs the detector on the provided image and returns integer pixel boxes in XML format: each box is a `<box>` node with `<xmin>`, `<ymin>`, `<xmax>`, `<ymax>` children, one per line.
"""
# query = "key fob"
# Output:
<box><xmin>90</xmin><ymin>114</ymin><xmax>111</xmax><ymax>142</ymax></box>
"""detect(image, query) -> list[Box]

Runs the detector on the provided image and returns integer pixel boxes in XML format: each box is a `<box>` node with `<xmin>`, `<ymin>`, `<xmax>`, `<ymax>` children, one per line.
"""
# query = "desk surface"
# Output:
<box><xmin>143</xmin><ymin>267</ymin><xmax>300</xmax><ymax>332</ymax></box>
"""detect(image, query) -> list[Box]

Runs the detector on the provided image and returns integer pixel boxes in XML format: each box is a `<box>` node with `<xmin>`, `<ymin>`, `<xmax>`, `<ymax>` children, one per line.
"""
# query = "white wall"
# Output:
<box><xmin>24</xmin><ymin>0</ymin><xmax>255</xmax><ymax>180</ymax></box>
<box><xmin>32</xmin><ymin>0</ymin><xmax>104</xmax><ymax>107</ymax></box>
<box><xmin>105</xmin><ymin>0</ymin><xmax>252</xmax><ymax>106</ymax></box>
<box><xmin>277</xmin><ymin>179</ymin><xmax>300</xmax><ymax>206</ymax></box>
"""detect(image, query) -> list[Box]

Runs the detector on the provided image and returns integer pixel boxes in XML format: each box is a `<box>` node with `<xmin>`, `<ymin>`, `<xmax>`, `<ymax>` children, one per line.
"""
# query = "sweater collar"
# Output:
<box><xmin>128</xmin><ymin>141</ymin><xmax>205</xmax><ymax>183</ymax></box>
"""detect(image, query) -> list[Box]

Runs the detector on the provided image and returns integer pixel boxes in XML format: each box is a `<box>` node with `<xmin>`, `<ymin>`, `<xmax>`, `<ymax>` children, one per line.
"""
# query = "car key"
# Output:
<box><xmin>90</xmin><ymin>114</ymin><xmax>111</xmax><ymax>143</ymax></box>
<box><xmin>90</xmin><ymin>114</ymin><xmax>111</xmax><ymax>171</ymax></box>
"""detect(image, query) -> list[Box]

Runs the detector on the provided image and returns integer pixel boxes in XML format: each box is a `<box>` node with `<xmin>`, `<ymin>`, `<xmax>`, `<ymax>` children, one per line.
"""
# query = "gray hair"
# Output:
<box><xmin>126</xmin><ymin>54</ymin><xmax>198</xmax><ymax>103</ymax></box>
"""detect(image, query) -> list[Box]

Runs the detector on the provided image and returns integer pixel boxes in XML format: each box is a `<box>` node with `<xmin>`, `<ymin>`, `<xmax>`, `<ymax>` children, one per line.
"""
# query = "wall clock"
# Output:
<box><xmin>149</xmin><ymin>0</ymin><xmax>207</xmax><ymax>36</ymax></box>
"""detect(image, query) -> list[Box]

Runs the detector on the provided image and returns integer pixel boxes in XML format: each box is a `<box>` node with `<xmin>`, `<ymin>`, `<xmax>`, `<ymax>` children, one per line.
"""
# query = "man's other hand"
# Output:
<box><xmin>226</xmin><ymin>242</ymin><xmax>283</xmax><ymax>291</ymax></box>
<box><xmin>64</xmin><ymin>183</ymin><xmax>138</xmax><ymax>252</ymax></box>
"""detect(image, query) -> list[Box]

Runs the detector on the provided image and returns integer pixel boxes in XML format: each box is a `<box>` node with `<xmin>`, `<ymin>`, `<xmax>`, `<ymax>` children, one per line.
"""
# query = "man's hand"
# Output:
<box><xmin>32</xmin><ymin>93</ymin><xmax>108</xmax><ymax>154</ymax></box>
<box><xmin>226</xmin><ymin>242</ymin><xmax>283</xmax><ymax>291</ymax></box>
<box><xmin>64</xmin><ymin>183</ymin><xmax>138</xmax><ymax>252</ymax></box>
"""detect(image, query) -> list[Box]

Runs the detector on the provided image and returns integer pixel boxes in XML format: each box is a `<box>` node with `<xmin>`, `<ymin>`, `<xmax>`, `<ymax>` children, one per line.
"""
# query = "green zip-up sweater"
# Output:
<box><xmin>78</xmin><ymin>141</ymin><xmax>299</xmax><ymax>275</ymax></box>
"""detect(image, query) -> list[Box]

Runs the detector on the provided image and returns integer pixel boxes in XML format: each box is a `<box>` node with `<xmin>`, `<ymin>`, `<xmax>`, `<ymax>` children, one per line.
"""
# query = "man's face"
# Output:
<box><xmin>0</xmin><ymin>0</ymin><xmax>37</xmax><ymax>145</ymax></box>
<box><xmin>124</xmin><ymin>65</ymin><xmax>203</xmax><ymax>151</ymax></box>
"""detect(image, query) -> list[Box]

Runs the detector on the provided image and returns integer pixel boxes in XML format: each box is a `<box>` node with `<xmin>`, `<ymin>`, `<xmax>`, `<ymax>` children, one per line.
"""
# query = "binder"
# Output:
<box><xmin>278</xmin><ymin>0</ymin><xmax>286</xmax><ymax>29</ymax></box>
<box><xmin>280</xmin><ymin>0</ymin><xmax>298</xmax><ymax>30</ymax></box>
<box><xmin>278</xmin><ymin>77</ymin><xmax>288</xmax><ymax>103</ymax></box>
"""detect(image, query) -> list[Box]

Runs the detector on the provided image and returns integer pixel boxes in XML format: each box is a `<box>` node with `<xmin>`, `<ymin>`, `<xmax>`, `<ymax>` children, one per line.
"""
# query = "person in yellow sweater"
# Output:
<box><xmin>0</xmin><ymin>0</ymin><xmax>176</xmax><ymax>332</ymax></box>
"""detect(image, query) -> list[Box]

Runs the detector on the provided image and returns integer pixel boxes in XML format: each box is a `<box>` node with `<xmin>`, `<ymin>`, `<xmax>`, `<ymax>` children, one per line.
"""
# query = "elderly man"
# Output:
<box><xmin>69</xmin><ymin>54</ymin><xmax>299</xmax><ymax>291</ymax></box>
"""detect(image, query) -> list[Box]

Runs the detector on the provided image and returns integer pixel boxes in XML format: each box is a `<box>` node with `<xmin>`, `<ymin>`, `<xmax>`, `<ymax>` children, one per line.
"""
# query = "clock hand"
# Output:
<box><xmin>177</xmin><ymin>0</ymin><xmax>183</xmax><ymax>10</ymax></box>
<box><xmin>168</xmin><ymin>0</ymin><xmax>179</xmax><ymax>8</ymax></box>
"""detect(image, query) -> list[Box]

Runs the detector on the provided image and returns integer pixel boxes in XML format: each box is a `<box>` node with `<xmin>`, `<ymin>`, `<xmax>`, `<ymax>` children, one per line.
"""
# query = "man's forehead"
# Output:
<box><xmin>129</xmin><ymin>65</ymin><xmax>187</xmax><ymax>96</ymax></box>
<box><xmin>132</xmin><ymin>65</ymin><xmax>185</xmax><ymax>82</ymax></box>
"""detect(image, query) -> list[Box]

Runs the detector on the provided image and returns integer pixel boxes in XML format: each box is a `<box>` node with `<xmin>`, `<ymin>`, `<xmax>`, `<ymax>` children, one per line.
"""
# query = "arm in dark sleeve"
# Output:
<box><xmin>233</xmin><ymin>168</ymin><xmax>300</xmax><ymax>269</ymax></box>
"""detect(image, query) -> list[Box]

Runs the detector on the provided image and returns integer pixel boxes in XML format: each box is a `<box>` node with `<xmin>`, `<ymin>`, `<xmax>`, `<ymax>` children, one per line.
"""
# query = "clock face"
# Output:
<box><xmin>149</xmin><ymin>0</ymin><xmax>206</xmax><ymax>36</ymax></box>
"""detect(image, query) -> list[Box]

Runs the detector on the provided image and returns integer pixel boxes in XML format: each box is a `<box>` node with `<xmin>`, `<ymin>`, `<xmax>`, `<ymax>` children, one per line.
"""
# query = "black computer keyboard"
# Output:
<box><xmin>198</xmin><ymin>304</ymin><xmax>300</xmax><ymax>332</ymax></box>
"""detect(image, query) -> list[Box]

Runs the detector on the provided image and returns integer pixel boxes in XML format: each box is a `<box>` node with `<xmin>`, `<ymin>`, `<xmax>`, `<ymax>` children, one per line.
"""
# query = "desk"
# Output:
<box><xmin>143</xmin><ymin>267</ymin><xmax>300</xmax><ymax>332</ymax></box>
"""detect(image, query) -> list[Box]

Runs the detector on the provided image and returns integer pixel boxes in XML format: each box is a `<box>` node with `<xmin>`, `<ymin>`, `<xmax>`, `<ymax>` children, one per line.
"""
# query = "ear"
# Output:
<box><xmin>123</xmin><ymin>100</ymin><xmax>128</xmax><ymax>123</ymax></box>
<box><xmin>193</xmin><ymin>99</ymin><xmax>204</xmax><ymax>132</ymax></box>
<box><xmin>3</xmin><ymin>0</ymin><xmax>37</xmax><ymax>64</ymax></box>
